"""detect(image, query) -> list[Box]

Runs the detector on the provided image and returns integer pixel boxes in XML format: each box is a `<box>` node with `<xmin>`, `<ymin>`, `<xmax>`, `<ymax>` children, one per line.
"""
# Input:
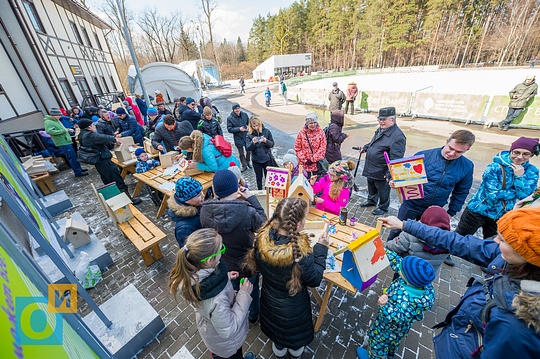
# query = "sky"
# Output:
<box><xmin>85</xmin><ymin>0</ymin><xmax>296</xmax><ymax>43</ymax></box>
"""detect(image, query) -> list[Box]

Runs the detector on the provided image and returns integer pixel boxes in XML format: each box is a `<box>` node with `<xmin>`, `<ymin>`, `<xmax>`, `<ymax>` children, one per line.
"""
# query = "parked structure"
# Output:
<box><xmin>252</xmin><ymin>53</ymin><xmax>312</xmax><ymax>82</ymax></box>
<box><xmin>0</xmin><ymin>0</ymin><xmax>123</xmax><ymax>133</ymax></box>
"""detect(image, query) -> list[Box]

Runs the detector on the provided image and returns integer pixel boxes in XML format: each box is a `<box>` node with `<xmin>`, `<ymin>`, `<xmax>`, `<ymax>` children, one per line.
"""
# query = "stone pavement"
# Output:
<box><xmin>55</xmin><ymin>87</ymin><xmax>534</xmax><ymax>359</ymax></box>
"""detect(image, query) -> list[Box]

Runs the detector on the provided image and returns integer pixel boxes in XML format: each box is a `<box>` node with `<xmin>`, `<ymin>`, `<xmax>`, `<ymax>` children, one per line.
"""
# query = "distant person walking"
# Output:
<box><xmin>328</xmin><ymin>82</ymin><xmax>345</xmax><ymax>111</ymax></box>
<box><xmin>344</xmin><ymin>81</ymin><xmax>358</xmax><ymax>115</ymax></box>
<box><xmin>499</xmin><ymin>75</ymin><xmax>538</xmax><ymax>131</ymax></box>
<box><xmin>280</xmin><ymin>81</ymin><xmax>288</xmax><ymax>106</ymax></box>
<box><xmin>239</xmin><ymin>76</ymin><xmax>245</xmax><ymax>94</ymax></box>
<box><xmin>530</xmin><ymin>56</ymin><xmax>537</xmax><ymax>68</ymax></box>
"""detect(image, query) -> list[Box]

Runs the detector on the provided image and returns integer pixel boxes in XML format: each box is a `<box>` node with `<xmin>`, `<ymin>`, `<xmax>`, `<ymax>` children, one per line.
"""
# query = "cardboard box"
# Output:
<box><xmin>114</xmin><ymin>144</ymin><xmax>133</xmax><ymax>163</ymax></box>
<box><xmin>105</xmin><ymin>193</ymin><xmax>133</xmax><ymax>223</ymax></box>
<box><xmin>159</xmin><ymin>151</ymin><xmax>178</xmax><ymax>168</ymax></box>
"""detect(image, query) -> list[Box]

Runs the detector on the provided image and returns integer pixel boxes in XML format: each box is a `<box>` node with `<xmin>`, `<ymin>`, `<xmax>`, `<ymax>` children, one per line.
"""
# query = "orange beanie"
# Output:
<box><xmin>497</xmin><ymin>207</ymin><xmax>540</xmax><ymax>267</ymax></box>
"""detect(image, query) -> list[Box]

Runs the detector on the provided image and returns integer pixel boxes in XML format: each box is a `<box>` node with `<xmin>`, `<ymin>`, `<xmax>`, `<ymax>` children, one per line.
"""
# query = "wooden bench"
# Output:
<box><xmin>118</xmin><ymin>205</ymin><xmax>166</xmax><ymax>266</ymax></box>
<box><xmin>91</xmin><ymin>183</ymin><xmax>166</xmax><ymax>266</ymax></box>
<box><xmin>31</xmin><ymin>172</ymin><xmax>56</xmax><ymax>194</ymax></box>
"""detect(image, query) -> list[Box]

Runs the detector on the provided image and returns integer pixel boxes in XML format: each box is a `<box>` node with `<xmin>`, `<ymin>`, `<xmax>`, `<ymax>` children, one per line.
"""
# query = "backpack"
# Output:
<box><xmin>210</xmin><ymin>135</ymin><xmax>232</xmax><ymax>157</ymax></box>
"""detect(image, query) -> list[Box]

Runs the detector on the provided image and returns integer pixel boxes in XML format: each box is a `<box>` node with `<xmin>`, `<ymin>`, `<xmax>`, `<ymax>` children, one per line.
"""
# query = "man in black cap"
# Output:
<box><xmin>328</xmin><ymin>82</ymin><xmax>346</xmax><ymax>111</ymax></box>
<box><xmin>227</xmin><ymin>103</ymin><xmax>251</xmax><ymax>172</ymax></box>
<box><xmin>179</xmin><ymin>97</ymin><xmax>202</xmax><ymax>130</ymax></box>
<box><xmin>359</xmin><ymin>107</ymin><xmax>406</xmax><ymax>215</ymax></box>
<box><xmin>77</xmin><ymin>118</ymin><xmax>142</xmax><ymax>205</ymax></box>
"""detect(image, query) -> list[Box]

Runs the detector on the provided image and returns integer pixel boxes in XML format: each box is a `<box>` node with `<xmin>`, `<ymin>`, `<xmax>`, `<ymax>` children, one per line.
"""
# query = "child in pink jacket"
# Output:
<box><xmin>310</xmin><ymin>160</ymin><xmax>355</xmax><ymax>215</ymax></box>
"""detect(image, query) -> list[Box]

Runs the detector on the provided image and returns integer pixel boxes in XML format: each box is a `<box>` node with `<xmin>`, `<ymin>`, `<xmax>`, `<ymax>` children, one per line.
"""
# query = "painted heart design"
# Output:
<box><xmin>413</xmin><ymin>164</ymin><xmax>423</xmax><ymax>173</ymax></box>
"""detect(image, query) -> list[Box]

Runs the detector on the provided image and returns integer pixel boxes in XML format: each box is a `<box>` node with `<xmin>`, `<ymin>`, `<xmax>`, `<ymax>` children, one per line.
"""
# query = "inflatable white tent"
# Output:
<box><xmin>178</xmin><ymin>59</ymin><xmax>220</xmax><ymax>88</ymax></box>
<box><xmin>130</xmin><ymin>62</ymin><xmax>201</xmax><ymax>102</ymax></box>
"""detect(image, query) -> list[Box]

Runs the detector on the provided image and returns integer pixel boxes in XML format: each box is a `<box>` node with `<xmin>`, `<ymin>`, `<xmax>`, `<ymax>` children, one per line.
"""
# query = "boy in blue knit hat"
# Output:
<box><xmin>357</xmin><ymin>250</ymin><xmax>436</xmax><ymax>359</ymax></box>
<box><xmin>135</xmin><ymin>148</ymin><xmax>160</xmax><ymax>173</ymax></box>
<box><xmin>167</xmin><ymin>177</ymin><xmax>204</xmax><ymax>246</ymax></box>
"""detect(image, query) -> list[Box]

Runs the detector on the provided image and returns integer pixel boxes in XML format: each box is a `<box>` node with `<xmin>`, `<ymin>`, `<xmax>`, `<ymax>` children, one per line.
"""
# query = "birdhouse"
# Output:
<box><xmin>159</xmin><ymin>151</ymin><xmax>178</xmax><ymax>168</ymax></box>
<box><xmin>143</xmin><ymin>139</ymin><xmax>159</xmax><ymax>155</ymax></box>
<box><xmin>105</xmin><ymin>192</ymin><xmax>133</xmax><ymax>223</ymax></box>
<box><xmin>113</xmin><ymin>143</ymin><xmax>133</xmax><ymax>163</ymax></box>
<box><xmin>384</xmin><ymin>153</ymin><xmax>428</xmax><ymax>202</ymax></box>
<box><xmin>117</xmin><ymin>136</ymin><xmax>135</xmax><ymax>146</ymax></box>
<box><xmin>64</xmin><ymin>215</ymin><xmax>91</xmax><ymax>248</ymax></box>
<box><xmin>288</xmin><ymin>171</ymin><xmax>313</xmax><ymax>205</ymax></box>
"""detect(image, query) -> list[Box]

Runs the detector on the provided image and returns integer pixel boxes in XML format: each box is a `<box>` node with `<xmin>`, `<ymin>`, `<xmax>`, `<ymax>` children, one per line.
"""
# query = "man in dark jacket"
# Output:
<box><xmin>227</xmin><ymin>103</ymin><xmax>251</xmax><ymax>171</ymax></box>
<box><xmin>156</xmin><ymin>102</ymin><xmax>172</xmax><ymax>117</ymax></box>
<box><xmin>96</xmin><ymin>109</ymin><xmax>115</xmax><ymax>136</ymax></box>
<box><xmin>77</xmin><ymin>119</ymin><xmax>141</xmax><ymax>204</ymax></box>
<box><xmin>325</xmin><ymin>110</ymin><xmax>349</xmax><ymax>163</ymax></box>
<box><xmin>360</xmin><ymin>107</ymin><xmax>406</xmax><ymax>216</ymax></box>
<box><xmin>152</xmin><ymin>114</ymin><xmax>193</xmax><ymax>152</ymax></box>
<box><xmin>115</xmin><ymin>107</ymin><xmax>143</xmax><ymax>145</ymax></box>
<box><xmin>499</xmin><ymin>75</ymin><xmax>538</xmax><ymax>131</ymax></box>
<box><xmin>180</xmin><ymin>97</ymin><xmax>202</xmax><ymax>130</ymax></box>
<box><xmin>200</xmin><ymin>170</ymin><xmax>267</xmax><ymax>324</ymax></box>
<box><xmin>387</xmin><ymin>129</ymin><xmax>475</xmax><ymax>265</ymax></box>
<box><xmin>328</xmin><ymin>82</ymin><xmax>346</xmax><ymax>111</ymax></box>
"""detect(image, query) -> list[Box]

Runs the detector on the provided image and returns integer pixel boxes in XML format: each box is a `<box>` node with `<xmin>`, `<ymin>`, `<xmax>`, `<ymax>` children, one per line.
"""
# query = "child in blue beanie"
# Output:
<box><xmin>357</xmin><ymin>250</ymin><xmax>436</xmax><ymax>359</ymax></box>
<box><xmin>135</xmin><ymin>148</ymin><xmax>160</xmax><ymax>173</ymax></box>
<box><xmin>167</xmin><ymin>177</ymin><xmax>204</xmax><ymax>246</ymax></box>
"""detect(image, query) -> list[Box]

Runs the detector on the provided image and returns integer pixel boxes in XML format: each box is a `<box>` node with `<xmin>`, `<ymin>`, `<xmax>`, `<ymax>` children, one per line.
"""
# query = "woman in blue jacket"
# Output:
<box><xmin>178</xmin><ymin>130</ymin><xmax>239</xmax><ymax>172</ymax></box>
<box><xmin>379</xmin><ymin>207</ymin><xmax>540</xmax><ymax>359</ymax></box>
<box><xmin>456</xmin><ymin>137</ymin><xmax>539</xmax><ymax>238</ymax></box>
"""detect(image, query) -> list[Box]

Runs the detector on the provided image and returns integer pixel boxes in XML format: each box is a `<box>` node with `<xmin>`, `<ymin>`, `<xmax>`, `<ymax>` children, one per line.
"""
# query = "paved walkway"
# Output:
<box><xmin>57</xmin><ymin>86</ymin><xmax>538</xmax><ymax>359</ymax></box>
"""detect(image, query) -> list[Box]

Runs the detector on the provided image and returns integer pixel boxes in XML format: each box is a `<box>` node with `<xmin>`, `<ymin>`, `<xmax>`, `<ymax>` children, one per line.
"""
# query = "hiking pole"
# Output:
<box><xmin>351</xmin><ymin>146</ymin><xmax>364</xmax><ymax>193</ymax></box>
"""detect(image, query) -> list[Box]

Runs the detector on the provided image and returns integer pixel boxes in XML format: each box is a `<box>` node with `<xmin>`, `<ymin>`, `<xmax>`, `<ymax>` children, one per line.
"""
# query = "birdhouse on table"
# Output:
<box><xmin>105</xmin><ymin>192</ymin><xmax>133</xmax><ymax>224</ymax></box>
<box><xmin>288</xmin><ymin>169</ymin><xmax>313</xmax><ymax>206</ymax></box>
<box><xmin>159</xmin><ymin>151</ymin><xmax>178</xmax><ymax>168</ymax></box>
<box><xmin>64</xmin><ymin>214</ymin><xmax>91</xmax><ymax>248</ymax></box>
<box><xmin>113</xmin><ymin>144</ymin><xmax>133</xmax><ymax>163</ymax></box>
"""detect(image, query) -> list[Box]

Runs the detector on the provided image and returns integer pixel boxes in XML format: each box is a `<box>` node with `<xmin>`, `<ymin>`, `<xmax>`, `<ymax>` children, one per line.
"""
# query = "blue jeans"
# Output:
<box><xmin>231</xmin><ymin>274</ymin><xmax>260</xmax><ymax>321</ymax></box>
<box><xmin>59</xmin><ymin>144</ymin><xmax>83</xmax><ymax>175</ymax></box>
<box><xmin>500</xmin><ymin>107</ymin><xmax>524</xmax><ymax>126</ymax></box>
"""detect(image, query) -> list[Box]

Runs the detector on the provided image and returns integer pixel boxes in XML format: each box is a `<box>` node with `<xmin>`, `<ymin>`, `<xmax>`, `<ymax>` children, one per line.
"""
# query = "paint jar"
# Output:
<box><xmin>349</xmin><ymin>217</ymin><xmax>357</xmax><ymax>226</ymax></box>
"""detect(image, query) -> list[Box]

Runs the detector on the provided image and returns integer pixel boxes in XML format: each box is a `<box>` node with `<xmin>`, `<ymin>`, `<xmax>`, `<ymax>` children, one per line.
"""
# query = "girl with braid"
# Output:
<box><xmin>169</xmin><ymin>229</ymin><xmax>255</xmax><ymax>359</ymax></box>
<box><xmin>244</xmin><ymin>198</ymin><xmax>329</xmax><ymax>358</ymax></box>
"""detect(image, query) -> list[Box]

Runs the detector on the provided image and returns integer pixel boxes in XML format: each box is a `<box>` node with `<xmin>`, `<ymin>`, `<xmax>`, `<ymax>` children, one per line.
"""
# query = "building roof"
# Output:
<box><xmin>52</xmin><ymin>0</ymin><xmax>111</xmax><ymax>30</ymax></box>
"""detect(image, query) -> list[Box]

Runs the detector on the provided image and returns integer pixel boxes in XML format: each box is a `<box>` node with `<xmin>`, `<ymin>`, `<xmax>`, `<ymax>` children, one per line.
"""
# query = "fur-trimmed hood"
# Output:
<box><xmin>190</xmin><ymin>130</ymin><xmax>204</xmax><ymax>163</ymax></box>
<box><xmin>167</xmin><ymin>195</ymin><xmax>199</xmax><ymax>218</ymax></box>
<box><xmin>256</xmin><ymin>225</ymin><xmax>313</xmax><ymax>267</ymax></box>
<box><xmin>513</xmin><ymin>280</ymin><xmax>540</xmax><ymax>333</ymax></box>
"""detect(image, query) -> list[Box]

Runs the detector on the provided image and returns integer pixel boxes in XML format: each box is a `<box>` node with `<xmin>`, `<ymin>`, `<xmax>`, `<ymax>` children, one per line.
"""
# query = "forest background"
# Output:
<box><xmin>91</xmin><ymin>0</ymin><xmax>540</xmax><ymax>92</ymax></box>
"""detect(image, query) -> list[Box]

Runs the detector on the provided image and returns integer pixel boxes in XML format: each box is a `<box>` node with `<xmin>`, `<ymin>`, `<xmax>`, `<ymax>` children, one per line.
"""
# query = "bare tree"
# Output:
<box><xmin>200</xmin><ymin>0</ymin><xmax>219</xmax><ymax>65</ymax></box>
<box><xmin>138</xmin><ymin>8</ymin><xmax>182</xmax><ymax>63</ymax></box>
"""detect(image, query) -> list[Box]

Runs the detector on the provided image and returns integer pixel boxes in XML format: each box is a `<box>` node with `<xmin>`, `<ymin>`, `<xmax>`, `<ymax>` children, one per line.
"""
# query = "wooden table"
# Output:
<box><xmin>306</xmin><ymin>207</ymin><xmax>375</xmax><ymax>331</ymax></box>
<box><xmin>132</xmin><ymin>167</ymin><xmax>214</xmax><ymax>218</ymax></box>
<box><xmin>111</xmin><ymin>152</ymin><xmax>159</xmax><ymax>179</ymax></box>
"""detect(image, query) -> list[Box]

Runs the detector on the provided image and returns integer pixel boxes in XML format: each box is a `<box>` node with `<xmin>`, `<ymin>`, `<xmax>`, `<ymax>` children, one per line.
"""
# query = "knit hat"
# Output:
<box><xmin>78</xmin><ymin>118</ymin><xmax>93</xmax><ymax>129</ymax></box>
<box><xmin>328</xmin><ymin>160</ymin><xmax>354</xmax><ymax>189</ymax></box>
<box><xmin>186</xmin><ymin>97</ymin><xmax>195</xmax><ymax>105</ymax></box>
<box><xmin>122</xmin><ymin>100</ymin><xmax>129</xmax><ymax>106</ymax></box>
<box><xmin>49</xmin><ymin>108</ymin><xmax>62</xmax><ymax>116</ymax></box>
<box><xmin>526</xmin><ymin>75</ymin><xmax>535</xmax><ymax>81</ymax></box>
<box><xmin>174</xmin><ymin>177</ymin><xmax>203</xmax><ymax>204</ymax></box>
<box><xmin>282</xmin><ymin>149</ymin><xmax>298</xmax><ymax>167</ymax></box>
<box><xmin>155</xmin><ymin>89</ymin><xmax>161</xmax><ymax>94</ymax></box>
<box><xmin>232</xmin><ymin>103</ymin><xmax>240</xmax><ymax>110</ymax></box>
<box><xmin>305</xmin><ymin>113</ymin><xmax>318</xmax><ymax>123</ymax></box>
<box><xmin>401</xmin><ymin>256</ymin><xmax>435</xmax><ymax>288</ymax></box>
<box><xmin>147</xmin><ymin>107</ymin><xmax>158</xmax><ymax>116</ymax></box>
<box><xmin>135</xmin><ymin>148</ymin><xmax>146</xmax><ymax>158</ymax></box>
<box><xmin>203</xmin><ymin>106</ymin><xmax>213</xmax><ymax>116</ymax></box>
<box><xmin>497</xmin><ymin>207</ymin><xmax>540</xmax><ymax>267</ymax></box>
<box><xmin>213</xmin><ymin>169</ymin><xmax>239</xmax><ymax>198</ymax></box>
<box><xmin>510</xmin><ymin>137</ymin><xmax>539</xmax><ymax>154</ymax></box>
<box><xmin>227</xmin><ymin>162</ymin><xmax>242</xmax><ymax>180</ymax></box>
<box><xmin>92</xmin><ymin>115</ymin><xmax>99</xmax><ymax>122</ymax></box>
<box><xmin>420</xmin><ymin>206</ymin><xmax>450</xmax><ymax>230</ymax></box>
<box><xmin>115</xmin><ymin>107</ymin><xmax>127</xmax><ymax>115</ymax></box>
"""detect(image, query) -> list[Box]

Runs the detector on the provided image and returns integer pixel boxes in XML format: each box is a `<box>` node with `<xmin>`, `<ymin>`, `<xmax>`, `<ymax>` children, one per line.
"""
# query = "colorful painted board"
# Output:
<box><xmin>384</xmin><ymin>153</ymin><xmax>428</xmax><ymax>201</ymax></box>
<box><xmin>265</xmin><ymin>167</ymin><xmax>290</xmax><ymax>189</ymax></box>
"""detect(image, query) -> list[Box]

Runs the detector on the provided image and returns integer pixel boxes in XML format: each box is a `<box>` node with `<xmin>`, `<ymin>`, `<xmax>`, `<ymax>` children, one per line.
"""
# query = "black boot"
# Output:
<box><xmin>125</xmin><ymin>191</ymin><xmax>142</xmax><ymax>205</ymax></box>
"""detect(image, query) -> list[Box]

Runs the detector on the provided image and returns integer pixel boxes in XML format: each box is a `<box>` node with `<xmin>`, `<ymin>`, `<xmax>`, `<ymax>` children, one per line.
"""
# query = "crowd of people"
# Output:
<box><xmin>42</xmin><ymin>85</ymin><xmax>540</xmax><ymax>359</ymax></box>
